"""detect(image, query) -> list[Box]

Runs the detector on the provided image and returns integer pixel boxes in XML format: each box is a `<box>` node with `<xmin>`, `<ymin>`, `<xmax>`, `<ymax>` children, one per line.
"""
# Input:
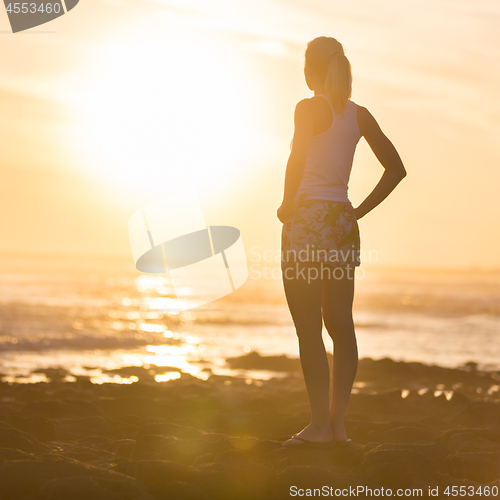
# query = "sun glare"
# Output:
<box><xmin>68</xmin><ymin>33</ymin><xmax>261</xmax><ymax>193</ymax></box>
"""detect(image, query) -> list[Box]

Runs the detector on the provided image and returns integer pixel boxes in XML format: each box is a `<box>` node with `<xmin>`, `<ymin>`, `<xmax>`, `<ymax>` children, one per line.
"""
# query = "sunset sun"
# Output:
<box><xmin>69</xmin><ymin>32</ymin><xmax>261</xmax><ymax>193</ymax></box>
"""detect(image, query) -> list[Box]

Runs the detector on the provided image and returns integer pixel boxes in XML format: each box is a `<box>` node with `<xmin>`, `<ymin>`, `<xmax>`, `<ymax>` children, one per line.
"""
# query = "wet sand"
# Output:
<box><xmin>0</xmin><ymin>353</ymin><xmax>499</xmax><ymax>499</ymax></box>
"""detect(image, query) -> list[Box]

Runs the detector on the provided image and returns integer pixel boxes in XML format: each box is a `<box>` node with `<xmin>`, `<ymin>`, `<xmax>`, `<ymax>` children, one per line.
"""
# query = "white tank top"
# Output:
<box><xmin>295</xmin><ymin>94</ymin><xmax>361</xmax><ymax>203</ymax></box>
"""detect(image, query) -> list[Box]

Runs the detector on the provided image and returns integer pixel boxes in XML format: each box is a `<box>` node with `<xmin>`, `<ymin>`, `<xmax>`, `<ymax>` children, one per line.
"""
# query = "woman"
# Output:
<box><xmin>278</xmin><ymin>36</ymin><xmax>406</xmax><ymax>448</ymax></box>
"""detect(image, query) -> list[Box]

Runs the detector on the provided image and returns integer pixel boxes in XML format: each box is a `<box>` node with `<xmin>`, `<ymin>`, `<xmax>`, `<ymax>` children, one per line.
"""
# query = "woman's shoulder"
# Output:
<box><xmin>354</xmin><ymin>103</ymin><xmax>376</xmax><ymax>136</ymax></box>
<box><xmin>295</xmin><ymin>97</ymin><xmax>368</xmax><ymax>119</ymax></box>
<box><xmin>293</xmin><ymin>96</ymin><xmax>329</xmax><ymax>124</ymax></box>
<box><xmin>295</xmin><ymin>96</ymin><xmax>323</xmax><ymax>110</ymax></box>
<box><xmin>353</xmin><ymin>102</ymin><xmax>376</xmax><ymax>118</ymax></box>
<box><xmin>293</xmin><ymin>97</ymin><xmax>316</xmax><ymax>118</ymax></box>
<box><xmin>349</xmin><ymin>100</ymin><xmax>365</xmax><ymax>113</ymax></box>
<box><xmin>295</xmin><ymin>95</ymin><xmax>337</xmax><ymax>119</ymax></box>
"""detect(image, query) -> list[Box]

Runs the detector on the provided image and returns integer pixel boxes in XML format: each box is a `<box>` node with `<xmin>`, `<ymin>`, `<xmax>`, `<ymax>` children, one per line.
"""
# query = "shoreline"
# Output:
<box><xmin>2</xmin><ymin>352</ymin><xmax>500</xmax><ymax>387</ymax></box>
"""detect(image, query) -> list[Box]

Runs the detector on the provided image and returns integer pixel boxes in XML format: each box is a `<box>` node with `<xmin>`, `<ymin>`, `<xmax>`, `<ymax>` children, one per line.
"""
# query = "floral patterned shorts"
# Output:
<box><xmin>281</xmin><ymin>199</ymin><xmax>360</xmax><ymax>269</ymax></box>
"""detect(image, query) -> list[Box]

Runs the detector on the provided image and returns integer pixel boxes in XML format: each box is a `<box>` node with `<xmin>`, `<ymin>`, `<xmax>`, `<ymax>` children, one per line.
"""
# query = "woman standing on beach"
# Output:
<box><xmin>278</xmin><ymin>36</ymin><xmax>406</xmax><ymax>448</ymax></box>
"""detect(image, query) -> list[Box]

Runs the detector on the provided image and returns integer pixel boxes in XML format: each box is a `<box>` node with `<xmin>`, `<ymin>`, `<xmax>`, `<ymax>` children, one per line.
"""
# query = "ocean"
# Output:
<box><xmin>0</xmin><ymin>253</ymin><xmax>499</xmax><ymax>384</ymax></box>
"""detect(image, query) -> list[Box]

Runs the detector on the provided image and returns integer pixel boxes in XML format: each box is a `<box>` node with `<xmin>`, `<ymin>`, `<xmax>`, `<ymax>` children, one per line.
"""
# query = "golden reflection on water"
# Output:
<box><xmin>145</xmin><ymin>345</ymin><xmax>187</xmax><ymax>355</ymax></box>
<box><xmin>1</xmin><ymin>374</ymin><xmax>49</xmax><ymax>384</ymax></box>
<box><xmin>139</xmin><ymin>323</ymin><xmax>167</xmax><ymax>333</ymax></box>
<box><xmin>433</xmin><ymin>390</ymin><xmax>454</xmax><ymax>400</ymax></box>
<box><xmin>155</xmin><ymin>372</ymin><xmax>181</xmax><ymax>382</ymax></box>
<box><xmin>90</xmin><ymin>374</ymin><xmax>139</xmax><ymax>385</ymax></box>
<box><xmin>140</xmin><ymin>296</ymin><xmax>199</xmax><ymax>314</ymax></box>
<box><xmin>134</xmin><ymin>275</ymin><xmax>169</xmax><ymax>293</ymax></box>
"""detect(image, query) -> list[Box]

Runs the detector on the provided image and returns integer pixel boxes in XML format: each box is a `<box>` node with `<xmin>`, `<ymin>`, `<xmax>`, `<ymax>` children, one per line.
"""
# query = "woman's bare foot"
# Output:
<box><xmin>331</xmin><ymin>428</ymin><xmax>347</xmax><ymax>441</ymax></box>
<box><xmin>291</xmin><ymin>422</ymin><xmax>333</xmax><ymax>443</ymax></box>
<box><xmin>330</xmin><ymin>418</ymin><xmax>349</xmax><ymax>442</ymax></box>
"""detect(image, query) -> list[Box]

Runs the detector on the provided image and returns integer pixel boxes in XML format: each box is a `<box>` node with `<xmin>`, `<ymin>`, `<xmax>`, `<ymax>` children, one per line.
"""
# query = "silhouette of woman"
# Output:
<box><xmin>278</xmin><ymin>36</ymin><xmax>406</xmax><ymax>448</ymax></box>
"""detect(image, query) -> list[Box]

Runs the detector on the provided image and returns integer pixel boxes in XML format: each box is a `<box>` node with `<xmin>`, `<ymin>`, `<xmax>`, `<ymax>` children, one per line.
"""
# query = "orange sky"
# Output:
<box><xmin>1</xmin><ymin>0</ymin><xmax>499</xmax><ymax>269</ymax></box>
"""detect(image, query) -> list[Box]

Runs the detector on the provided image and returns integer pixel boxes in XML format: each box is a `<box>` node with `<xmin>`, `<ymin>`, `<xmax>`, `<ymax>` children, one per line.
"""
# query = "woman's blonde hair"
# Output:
<box><xmin>305</xmin><ymin>36</ymin><xmax>352</xmax><ymax>115</ymax></box>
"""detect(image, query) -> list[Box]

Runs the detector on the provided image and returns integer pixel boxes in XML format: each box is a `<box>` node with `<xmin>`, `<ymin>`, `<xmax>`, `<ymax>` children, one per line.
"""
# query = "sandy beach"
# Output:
<box><xmin>0</xmin><ymin>353</ymin><xmax>499</xmax><ymax>499</ymax></box>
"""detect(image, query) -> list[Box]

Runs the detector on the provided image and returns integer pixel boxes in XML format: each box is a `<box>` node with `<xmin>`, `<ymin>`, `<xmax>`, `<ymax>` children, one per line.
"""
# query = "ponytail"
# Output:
<box><xmin>305</xmin><ymin>37</ymin><xmax>352</xmax><ymax>116</ymax></box>
<box><xmin>325</xmin><ymin>51</ymin><xmax>352</xmax><ymax>116</ymax></box>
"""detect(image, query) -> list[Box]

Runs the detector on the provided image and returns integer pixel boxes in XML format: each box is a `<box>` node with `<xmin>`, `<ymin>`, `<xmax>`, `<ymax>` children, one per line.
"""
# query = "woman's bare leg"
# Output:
<box><xmin>282</xmin><ymin>262</ymin><xmax>332</xmax><ymax>442</ymax></box>
<box><xmin>321</xmin><ymin>266</ymin><xmax>358</xmax><ymax>441</ymax></box>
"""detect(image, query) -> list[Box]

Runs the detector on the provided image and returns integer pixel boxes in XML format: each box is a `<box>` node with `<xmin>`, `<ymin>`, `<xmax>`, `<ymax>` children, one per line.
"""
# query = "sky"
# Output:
<box><xmin>1</xmin><ymin>0</ymin><xmax>499</xmax><ymax>269</ymax></box>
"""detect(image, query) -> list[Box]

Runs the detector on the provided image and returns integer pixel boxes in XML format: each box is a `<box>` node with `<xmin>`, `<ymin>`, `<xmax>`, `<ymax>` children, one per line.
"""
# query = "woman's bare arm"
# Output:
<box><xmin>354</xmin><ymin>106</ymin><xmax>407</xmax><ymax>219</ymax></box>
<box><xmin>277</xmin><ymin>99</ymin><xmax>314</xmax><ymax>223</ymax></box>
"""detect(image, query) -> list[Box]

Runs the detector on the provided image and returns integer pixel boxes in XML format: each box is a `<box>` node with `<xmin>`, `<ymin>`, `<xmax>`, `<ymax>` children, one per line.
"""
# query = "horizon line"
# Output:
<box><xmin>0</xmin><ymin>249</ymin><xmax>499</xmax><ymax>274</ymax></box>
